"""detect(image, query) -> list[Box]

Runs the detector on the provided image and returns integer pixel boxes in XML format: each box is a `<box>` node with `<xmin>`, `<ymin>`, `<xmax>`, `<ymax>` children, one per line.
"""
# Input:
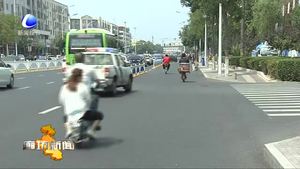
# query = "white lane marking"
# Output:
<box><xmin>241</xmin><ymin>75</ymin><xmax>256</xmax><ymax>83</ymax></box>
<box><xmin>260</xmin><ymin>106</ymin><xmax>300</xmax><ymax>109</ymax></box>
<box><xmin>16</xmin><ymin>77</ymin><xmax>26</xmax><ymax>80</ymax></box>
<box><xmin>268</xmin><ymin>113</ymin><xmax>300</xmax><ymax>117</ymax></box>
<box><xmin>263</xmin><ymin>109</ymin><xmax>300</xmax><ymax>112</ymax></box>
<box><xmin>253</xmin><ymin>100</ymin><xmax>300</xmax><ymax>104</ymax></box>
<box><xmin>38</xmin><ymin>106</ymin><xmax>62</xmax><ymax>115</ymax></box>
<box><xmin>46</xmin><ymin>82</ymin><xmax>55</xmax><ymax>85</ymax></box>
<box><xmin>18</xmin><ymin>86</ymin><xmax>31</xmax><ymax>90</ymax></box>
<box><xmin>256</xmin><ymin>103</ymin><xmax>300</xmax><ymax>106</ymax></box>
<box><xmin>244</xmin><ymin>93</ymin><xmax>300</xmax><ymax>96</ymax></box>
<box><xmin>240</xmin><ymin>91</ymin><xmax>300</xmax><ymax>94</ymax></box>
<box><xmin>249</xmin><ymin>98</ymin><xmax>300</xmax><ymax>101</ymax></box>
<box><xmin>247</xmin><ymin>96</ymin><xmax>300</xmax><ymax>99</ymax></box>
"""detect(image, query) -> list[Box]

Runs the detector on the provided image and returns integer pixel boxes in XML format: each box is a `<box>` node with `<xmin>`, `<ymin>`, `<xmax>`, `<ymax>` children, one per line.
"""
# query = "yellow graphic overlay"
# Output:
<box><xmin>35</xmin><ymin>125</ymin><xmax>63</xmax><ymax>161</ymax></box>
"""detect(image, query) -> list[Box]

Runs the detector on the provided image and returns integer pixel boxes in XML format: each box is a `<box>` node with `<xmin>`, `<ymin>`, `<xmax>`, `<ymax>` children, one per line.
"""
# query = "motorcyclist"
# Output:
<box><xmin>178</xmin><ymin>53</ymin><xmax>190</xmax><ymax>80</ymax></box>
<box><xmin>162</xmin><ymin>54</ymin><xmax>172</xmax><ymax>74</ymax></box>
<box><xmin>59</xmin><ymin>68</ymin><xmax>103</xmax><ymax>139</ymax></box>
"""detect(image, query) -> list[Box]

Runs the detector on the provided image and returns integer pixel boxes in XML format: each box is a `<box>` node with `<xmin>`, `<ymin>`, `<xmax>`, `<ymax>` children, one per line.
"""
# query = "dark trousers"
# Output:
<box><xmin>163</xmin><ymin>64</ymin><xmax>170</xmax><ymax>70</ymax></box>
<box><xmin>90</xmin><ymin>91</ymin><xmax>99</xmax><ymax>111</ymax></box>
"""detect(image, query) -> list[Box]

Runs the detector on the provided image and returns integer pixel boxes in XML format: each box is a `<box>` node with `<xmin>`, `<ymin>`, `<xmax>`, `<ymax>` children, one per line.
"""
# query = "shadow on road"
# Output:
<box><xmin>99</xmin><ymin>90</ymin><xmax>138</xmax><ymax>98</ymax></box>
<box><xmin>183</xmin><ymin>80</ymin><xmax>197</xmax><ymax>83</ymax></box>
<box><xmin>76</xmin><ymin>137</ymin><xmax>124</xmax><ymax>150</ymax></box>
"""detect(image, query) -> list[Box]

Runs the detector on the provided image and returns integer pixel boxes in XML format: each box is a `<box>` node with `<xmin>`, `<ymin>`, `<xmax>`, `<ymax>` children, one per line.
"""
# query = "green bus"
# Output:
<box><xmin>65</xmin><ymin>28</ymin><xmax>118</xmax><ymax>64</ymax></box>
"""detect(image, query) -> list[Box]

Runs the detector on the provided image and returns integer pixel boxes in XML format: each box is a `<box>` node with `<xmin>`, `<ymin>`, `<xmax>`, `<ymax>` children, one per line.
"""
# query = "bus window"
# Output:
<box><xmin>69</xmin><ymin>34</ymin><xmax>103</xmax><ymax>52</ymax></box>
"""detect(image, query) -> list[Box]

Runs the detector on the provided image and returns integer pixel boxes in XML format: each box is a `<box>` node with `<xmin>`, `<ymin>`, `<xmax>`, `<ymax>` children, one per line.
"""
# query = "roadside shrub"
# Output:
<box><xmin>229</xmin><ymin>56</ymin><xmax>242</xmax><ymax>67</ymax></box>
<box><xmin>247</xmin><ymin>58</ymin><xmax>256</xmax><ymax>69</ymax></box>
<box><xmin>267</xmin><ymin>60</ymin><xmax>279</xmax><ymax>79</ymax></box>
<box><xmin>239</xmin><ymin>57</ymin><xmax>252</xmax><ymax>68</ymax></box>
<box><xmin>277</xmin><ymin>60</ymin><xmax>297</xmax><ymax>81</ymax></box>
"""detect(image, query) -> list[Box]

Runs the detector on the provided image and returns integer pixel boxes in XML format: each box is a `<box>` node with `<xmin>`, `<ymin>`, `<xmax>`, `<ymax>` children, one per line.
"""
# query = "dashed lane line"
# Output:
<box><xmin>38</xmin><ymin>106</ymin><xmax>62</xmax><ymax>115</ymax></box>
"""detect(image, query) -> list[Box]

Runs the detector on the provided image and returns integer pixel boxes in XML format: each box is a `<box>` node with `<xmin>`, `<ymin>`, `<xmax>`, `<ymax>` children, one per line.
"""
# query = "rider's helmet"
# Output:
<box><xmin>181</xmin><ymin>53</ymin><xmax>187</xmax><ymax>58</ymax></box>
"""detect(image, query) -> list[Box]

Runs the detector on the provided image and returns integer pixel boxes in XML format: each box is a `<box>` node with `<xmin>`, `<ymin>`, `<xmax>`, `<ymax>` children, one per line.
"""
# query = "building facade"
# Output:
<box><xmin>0</xmin><ymin>0</ymin><xmax>69</xmax><ymax>56</ymax></box>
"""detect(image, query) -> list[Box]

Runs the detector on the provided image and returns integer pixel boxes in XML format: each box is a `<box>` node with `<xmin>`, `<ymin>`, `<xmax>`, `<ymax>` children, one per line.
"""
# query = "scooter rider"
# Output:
<box><xmin>65</xmin><ymin>52</ymin><xmax>99</xmax><ymax>112</ymax></box>
<box><xmin>59</xmin><ymin>68</ymin><xmax>103</xmax><ymax>139</ymax></box>
<box><xmin>178</xmin><ymin>53</ymin><xmax>190</xmax><ymax>80</ymax></box>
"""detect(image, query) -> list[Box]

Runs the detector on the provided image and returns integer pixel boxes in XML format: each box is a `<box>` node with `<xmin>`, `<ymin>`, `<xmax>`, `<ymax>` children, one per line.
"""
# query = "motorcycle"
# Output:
<box><xmin>178</xmin><ymin>63</ymin><xmax>190</xmax><ymax>82</ymax></box>
<box><xmin>66</xmin><ymin>119</ymin><xmax>95</xmax><ymax>145</ymax></box>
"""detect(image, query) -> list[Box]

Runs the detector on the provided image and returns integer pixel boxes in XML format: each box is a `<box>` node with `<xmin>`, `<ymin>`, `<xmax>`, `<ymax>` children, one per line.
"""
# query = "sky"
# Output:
<box><xmin>56</xmin><ymin>0</ymin><xmax>190</xmax><ymax>44</ymax></box>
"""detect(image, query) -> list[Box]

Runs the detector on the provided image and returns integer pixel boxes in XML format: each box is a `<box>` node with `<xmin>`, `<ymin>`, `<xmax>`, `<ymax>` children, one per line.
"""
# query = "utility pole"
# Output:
<box><xmin>218</xmin><ymin>3</ymin><xmax>222</xmax><ymax>76</ymax></box>
<box><xmin>241</xmin><ymin>0</ymin><xmax>245</xmax><ymax>56</ymax></box>
<box><xmin>13</xmin><ymin>0</ymin><xmax>18</xmax><ymax>56</ymax></box>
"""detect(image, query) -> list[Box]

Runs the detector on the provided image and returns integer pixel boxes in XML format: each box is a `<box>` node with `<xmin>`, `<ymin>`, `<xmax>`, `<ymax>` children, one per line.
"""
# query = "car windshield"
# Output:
<box><xmin>84</xmin><ymin>54</ymin><xmax>114</xmax><ymax>65</ymax></box>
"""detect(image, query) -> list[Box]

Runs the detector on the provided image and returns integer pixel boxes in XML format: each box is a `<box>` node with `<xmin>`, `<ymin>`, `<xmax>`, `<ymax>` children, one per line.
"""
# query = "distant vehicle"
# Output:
<box><xmin>0</xmin><ymin>58</ymin><xmax>14</xmax><ymax>89</ymax></box>
<box><xmin>128</xmin><ymin>55</ymin><xmax>144</xmax><ymax>65</ymax></box>
<box><xmin>17</xmin><ymin>54</ymin><xmax>25</xmax><ymax>61</ymax></box>
<box><xmin>64</xmin><ymin>48</ymin><xmax>133</xmax><ymax>96</ymax></box>
<box><xmin>153</xmin><ymin>54</ymin><xmax>163</xmax><ymax>65</ymax></box>
<box><xmin>0</xmin><ymin>54</ymin><xmax>5</xmax><ymax>58</ymax></box>
<box><xmin>65</xmin><ymin>28</ymin><xmax>119</xmax><ymax>65</ymax></box>
<box><xmin>259</xmin><ymin>46</ymin><xmax>279</xmax><ymax>56</ymax></box>
<box><xmin>26</xmin><ymin>55</ymin><xmax>35</xmax><ymax>61</ymax></box>
<box><xmin>144</xmin><ymin>54</ymin><xmax>153</xmax><ymax>66</ymax></box>
<box><xmin>120</xmin><ymin>54</ymin><xmax>130</xmax><ymax>64</ymax></box>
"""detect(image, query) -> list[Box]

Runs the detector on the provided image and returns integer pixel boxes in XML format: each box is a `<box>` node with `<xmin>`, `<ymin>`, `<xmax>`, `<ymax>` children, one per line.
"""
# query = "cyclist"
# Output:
<box><xmin>162</xmin><ymin>54</ymin><xmax>172</xmax><ymax>74</ymax></box>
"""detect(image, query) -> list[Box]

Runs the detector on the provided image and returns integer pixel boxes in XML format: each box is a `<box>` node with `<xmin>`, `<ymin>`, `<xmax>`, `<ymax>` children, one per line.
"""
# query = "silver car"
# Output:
<box><xmin>0</xmin><ymin>59</ymin><xmax>14</xmax><ymax>88</ymax></box>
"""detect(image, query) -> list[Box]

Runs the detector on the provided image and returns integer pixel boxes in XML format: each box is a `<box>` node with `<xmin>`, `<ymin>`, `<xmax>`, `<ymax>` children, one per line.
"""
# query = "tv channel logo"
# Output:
<box><xmin>21</xmin><ymin>14</ymin><xmax>37</xmax><ymax>29</ymax></box>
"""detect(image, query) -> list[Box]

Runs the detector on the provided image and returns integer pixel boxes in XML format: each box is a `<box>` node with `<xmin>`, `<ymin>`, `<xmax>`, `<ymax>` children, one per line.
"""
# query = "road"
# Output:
<box><xmin>0</xmin><ymin>65</ymin><xmax>300</xmax><ymax>168</ymax></box>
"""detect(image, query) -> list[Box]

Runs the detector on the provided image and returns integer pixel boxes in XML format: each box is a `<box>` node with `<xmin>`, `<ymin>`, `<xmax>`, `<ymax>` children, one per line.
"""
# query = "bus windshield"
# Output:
<box><xmin>70</xmin><ymin>34</ymin><xmax>103</xmax><ymax>48</ymax></box>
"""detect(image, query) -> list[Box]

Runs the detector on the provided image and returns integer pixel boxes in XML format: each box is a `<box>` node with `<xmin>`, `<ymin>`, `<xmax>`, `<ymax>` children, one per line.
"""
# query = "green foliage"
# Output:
<box><xmin>229</xmin><ymin>56</ymin><xmax>242</xmax><ymax>67</ymax></box>
<box><xmin>250</xmin><ymin>0</ymin><xmax>281</xmax><ymax>40</ymax></box>
<box><xmin>0</xmin><ymin>13</ymin><xmax>21</xmax><ymax>45</ymax></box>
<box><xmin>135</xmin><ymin>40</ymin><xmax>163</xmax><ymax>54</ymax></box>
<box><xmin>239</xmin><ymin>57</ymin><xmax>252</xmax><ymax>68</ymax></box>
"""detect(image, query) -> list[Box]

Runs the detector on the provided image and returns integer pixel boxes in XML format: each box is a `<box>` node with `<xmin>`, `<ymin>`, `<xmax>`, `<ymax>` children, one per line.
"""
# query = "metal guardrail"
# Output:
<box><xmin>3</xmin><ymin>60</ymin><xmax>63</xmax><ymax>73</ymax></box>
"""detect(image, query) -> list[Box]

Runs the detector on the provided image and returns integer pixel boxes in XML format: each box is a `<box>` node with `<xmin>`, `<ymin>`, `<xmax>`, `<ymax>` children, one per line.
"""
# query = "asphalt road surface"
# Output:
<box><xmin>0</xmin><ymin>65</ymin><xmax>300</xmax><ymax>168</ymax></box>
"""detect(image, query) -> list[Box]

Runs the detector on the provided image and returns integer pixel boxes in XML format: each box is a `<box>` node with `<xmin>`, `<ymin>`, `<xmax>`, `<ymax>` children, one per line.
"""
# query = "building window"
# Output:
<box><xmin>6</xmin><ymin>3</ymin><xmax>8</xmax><ymax>10</ymax></box>
<box><xmin>27</xmin><ymin>0</ymin><xmax>30</xmax><ymax>6</ymax></box>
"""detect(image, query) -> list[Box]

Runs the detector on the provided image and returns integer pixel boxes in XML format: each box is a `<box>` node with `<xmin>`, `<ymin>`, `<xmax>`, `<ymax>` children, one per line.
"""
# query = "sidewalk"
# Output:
<box><xmin>265</xmin><ymin>137</ymin><xmax>300</xmax><ymax>169</ymax></box>
<box><xmin>200</xmin><ymin>66</ymin><xmax>267</xmax><ymax>83</ymax></box>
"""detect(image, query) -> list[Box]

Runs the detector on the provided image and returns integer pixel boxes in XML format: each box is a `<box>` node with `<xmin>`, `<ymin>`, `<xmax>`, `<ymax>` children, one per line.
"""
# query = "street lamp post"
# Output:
<box><xmin>124</xmin><ymin>22</ymin><xmax>127</xmax><ymax>54</ymax></box>
<box><xmin>134</xmin><ymin>27</ymin><xmax>137</xmax><ymax>54</ymax></box>
<box><xmin>61</xmin><ymin>5</ymin><xmax>74</xmax><ymax>40</ymax></box>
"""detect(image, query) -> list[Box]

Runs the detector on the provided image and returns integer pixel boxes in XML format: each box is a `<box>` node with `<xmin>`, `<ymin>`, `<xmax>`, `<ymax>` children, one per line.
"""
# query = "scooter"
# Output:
<box><xmin>66</xmin><ymin>119</ymin><xmax>95</xmax><ymax>145</ymax></box>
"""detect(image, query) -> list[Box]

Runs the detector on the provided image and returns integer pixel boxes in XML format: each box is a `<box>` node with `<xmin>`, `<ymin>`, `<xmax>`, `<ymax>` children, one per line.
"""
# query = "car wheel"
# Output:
<box><xmin>7</xmin><ymin>75</ymin><xmax>14</xmax><ymax>89</ymax></box>
<box><xmin>124</xmin><ymin>77</ymin><xmax>133</xmax><ymax>93</ymax></box>
<box><xmin>108</xmin><ymin>81</ymin><xmax>117</xmax><ymax>96</ymax></box>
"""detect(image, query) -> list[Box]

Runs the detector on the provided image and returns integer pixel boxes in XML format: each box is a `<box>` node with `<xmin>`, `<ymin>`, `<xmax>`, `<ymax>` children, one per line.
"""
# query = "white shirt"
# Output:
<box><xmin>59</xmin><ymin>83</ymin><xmax>91</xmax><ymax>123</ymax></box>
<box><xmin>66</xmin><ymin>63</ymin><xmax>96</xmax><ymax>87</ymax></box>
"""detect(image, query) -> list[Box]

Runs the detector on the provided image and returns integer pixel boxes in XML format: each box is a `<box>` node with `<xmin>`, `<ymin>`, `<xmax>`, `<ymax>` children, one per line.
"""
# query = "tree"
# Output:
<box><xmin>0</xmin><ymin>13</ymin><xmax>22</xmax><ymax>55</ymax></box>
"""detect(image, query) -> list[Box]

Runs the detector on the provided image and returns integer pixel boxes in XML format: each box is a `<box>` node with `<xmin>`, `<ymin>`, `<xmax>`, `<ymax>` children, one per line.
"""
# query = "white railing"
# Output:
<box><xmin>3</xmin><ymin>60</ymin><xmax>63</xmax><ymax>73</ymax></box>
<box><xmin>131</xmin><ymin>64</ymin><xmax>146</xmax><ymax>75</ymax></box>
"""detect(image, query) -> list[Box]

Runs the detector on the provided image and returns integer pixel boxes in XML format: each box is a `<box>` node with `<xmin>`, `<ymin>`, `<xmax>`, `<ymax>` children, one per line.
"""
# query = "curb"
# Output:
<box><xmin>133</xmin><ymin>65</ymin><xmax>161</xmax><ymax>78</ymax></box>
<box><xmin>264</xmin><ymin>143</ymin><xmax>295</xmax><ymax>169</ymax></box>
<box><xmin>256</xmin><ymin>71</ymin><xmax>278</xmax><ymax>82</ymax></box>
